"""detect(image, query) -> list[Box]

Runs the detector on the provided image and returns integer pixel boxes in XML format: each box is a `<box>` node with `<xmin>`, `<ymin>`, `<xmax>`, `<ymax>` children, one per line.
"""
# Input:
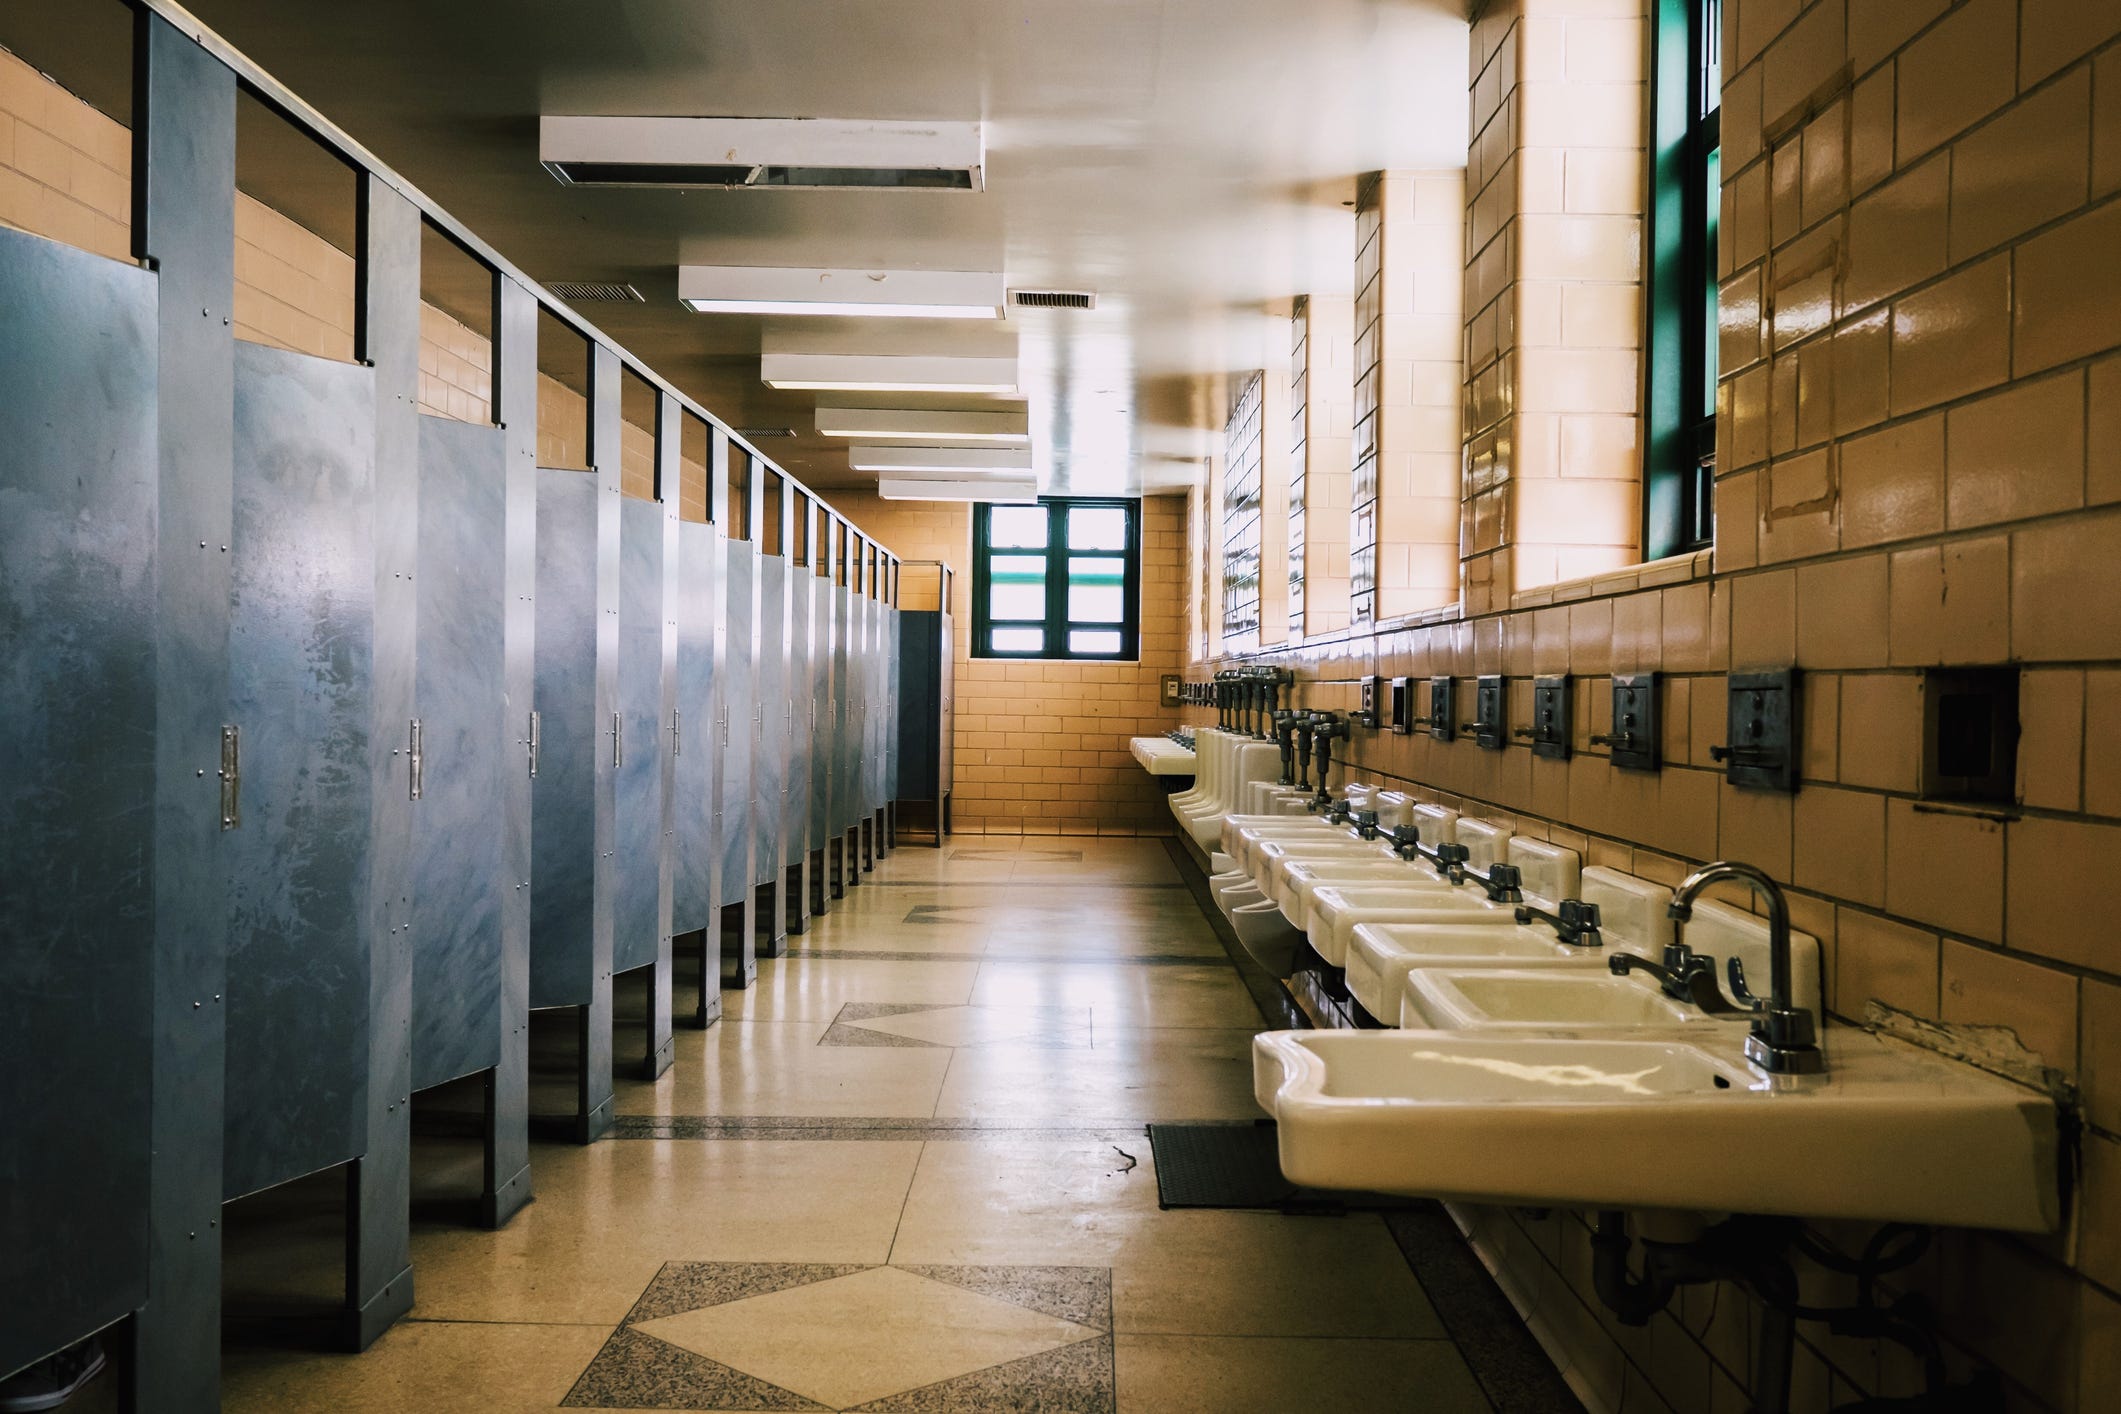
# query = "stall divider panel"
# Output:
<box><xmin>489</xmin><ymin>275</ymin><xmax>537</xmax><ymax>1218</ymax></box>
<box><xmin>616</xmin><ymin>489</ymin><xmax>672</xmax><ymax>1078</ymax></box>
<box><xmin>529</xmin><ymin>344</ymin><xmax>620</xmax><ymax>1143</ymax></box>
<box><xmin>349</xmin><ymin>174</ymin><xmax>419</xmax><ymax>1350</ymax></box>
<box><xmin>652</xmin><ymin>393</ymin><xmax>681</xmax><ymax>1046</ymax></box>
<box><xmin>752</xmin><ymin>550</ymin><xmax>789</xmax><ymax>952</ymax></box>
<box><xmin>0</xmin><ymin>228</ymin><xmax>160</xmax><ymax>1382</ymax></box>
<box><xmin>672</xmin><ymin>505</ymin><xmax>723</xmax><ymax>1024</ymax></box>
<box><xmin>719</xmin><ymin>533</ymin><xmax>758</xmax><ymax>985</ymax></box>
<box><xmin>784</xmin><ymin>527</ymin><xmax>813</xmax><ymax>935</ymax></box>
<box><xmin>134</xmin><ymin>19</ymin><xmax>237</xmax><ymax>1404</ymax></box>
<box><xmin>808</xmin><ymin>519</ymin><xmax>836</xmax><ymax>913</ymax></box>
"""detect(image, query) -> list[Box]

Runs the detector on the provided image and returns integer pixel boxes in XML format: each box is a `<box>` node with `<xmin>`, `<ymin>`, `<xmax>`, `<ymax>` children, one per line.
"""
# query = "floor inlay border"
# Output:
<box><xmin>608</xmin><ymin>1115</ymin><xmax>1148</xmax><ymax>1143</ymax></box>
<box><xmin>785</xmin><ymin>947</ymin><xmax>1224</xmax><ymax>966</ymax></box>
<box><xmin>565</xmin><ymin>1261</ymin><xmax>1116</xmax><ymax>1412</ymax></box>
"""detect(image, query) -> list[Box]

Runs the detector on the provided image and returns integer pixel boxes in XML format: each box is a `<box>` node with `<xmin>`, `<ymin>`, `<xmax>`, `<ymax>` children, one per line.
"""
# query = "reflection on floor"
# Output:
<box><xmin>202</xmin><ymin>834</ymin><xmax>1573</xmax><ymax>1413</ymax></box>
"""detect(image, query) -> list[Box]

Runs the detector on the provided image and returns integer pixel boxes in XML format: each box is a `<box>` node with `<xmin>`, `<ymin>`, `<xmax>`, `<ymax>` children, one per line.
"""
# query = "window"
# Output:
<box><xmin>1644</xmin><ymin>0</ymin><xmax>1721</xmax><ymax>561</ymax></box>
<box><xmin>971</xmin><ymin>497</ymin><xmax>1142</xmax><ymax>660</ymax></box>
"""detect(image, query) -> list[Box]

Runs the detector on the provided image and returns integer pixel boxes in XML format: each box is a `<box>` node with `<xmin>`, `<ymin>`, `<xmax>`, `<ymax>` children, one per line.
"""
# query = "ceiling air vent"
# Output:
<box><xmin>540</xmin><ymin>117</ymin><xmax>984</xmax><ymax>192</ymax></box>
<box><xmin>1010</xmin><ymin>289</ymin><xmax>1097</xmax><ymax>310</ymax></box>
<box><xmin>548</xmin><ymin>281</ymin><xmax>644</xmax><ymax>303</ymax></box>
<box><xmin>736</xmin><ymin>426</ymin><xmax>798</xmax><ymax>439</ymax></box>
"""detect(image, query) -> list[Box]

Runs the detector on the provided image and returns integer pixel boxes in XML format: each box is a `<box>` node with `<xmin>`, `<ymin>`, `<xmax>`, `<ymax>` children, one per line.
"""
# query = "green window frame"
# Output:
<box><xmin>971</xmin><ymin>497</ymin><xmax>1142</xmax><ymax>660</ymax></box>
<box><xmin>1644</xmin><ymin>0</ymin><xmax>1721</xmax><ymax>561</ymax></box>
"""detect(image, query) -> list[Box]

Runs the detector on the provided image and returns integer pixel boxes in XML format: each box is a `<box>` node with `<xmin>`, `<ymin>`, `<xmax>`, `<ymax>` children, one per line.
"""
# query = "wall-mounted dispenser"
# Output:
<box><xmin>1713</xmin><ymin>669</ymin><xmax>1800</xmax><ymax>792</ymax></box>
<box><xmin>1517</xmin><ymin>674</ymin><xmax>1572</xmax><ymax>759</ymax></box>
<box><xmin>1389</xmin><ymin>677</ymin><xmax>1416</xmax><ymax>734</ymax></box>
<box><xmin>1592</xmin><ymin>673</ymin><xmax>1659</xmax><ymax>772</ymax></box>
<box><xmin>1426</xmin><ymin>677</ymin><xmax>1456</xmax><ymax>742</ymax></box>
<box><xmin>1920</xmin><ymin>668</ymin><xmax>2019</xmax><ymax>803</ymax></box>
<box><xmin>1358</xmin><ymin>674</ymin><xmax>1387</xmax><ymax>729</ymax></box>
<box><xmin>1464</xmin><ymin>674</ymin><xmax>1506</xmax><ymax>749</ymax></box>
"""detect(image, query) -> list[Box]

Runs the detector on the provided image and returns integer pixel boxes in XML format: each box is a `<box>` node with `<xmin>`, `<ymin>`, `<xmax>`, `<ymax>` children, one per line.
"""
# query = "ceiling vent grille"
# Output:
<box><xmin>1011</xmin><ymin>289</ymin><xmax>1097</xmax><ymax>310</ymax></box>
<box><xmin>736</xmin><ymin>426</ymin><xmax>799</xmax><ymax>439</ymax></box>
<box><xmin>548</xmin><ymin>281</ymin><xmax>644</xmax><ymax>303</ymax></box>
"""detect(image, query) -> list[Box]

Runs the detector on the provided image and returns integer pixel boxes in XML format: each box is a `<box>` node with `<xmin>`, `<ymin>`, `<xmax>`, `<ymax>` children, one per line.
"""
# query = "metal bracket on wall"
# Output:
<box><xmin>525</xmin><ymin>710</ymin><xmax>540</xmax><ymax>778</ymax></box>
<box><xmin>1463</xmin><ymin>674</ymin><xmax>1506</xmax><ymax>749</ymax></box>
<box><xmin>1426</xmin><ymin>677</ymin><xmax>1456</xmax><ymax>742</ymax></box>
<box><xmin>219</xmin><ymin>724</ymin><xmax>242</xmax><ymax>828</ymax></box>
<box><xmin>409</xmin><ymin>718</ymin><xmax>423</xmax><ymax>800</ymax></box>
<box><xmin>671</xmin><ymin>708</ymin><xmax>681</xmax><ymax>756</ymax></box>
<box><xmin>1516</xmin><ymin>675</ymin><xmax>1572</xmax><ymax>759</ymax></box>
<box><xmin>1713</xmin><ymin>669</ymin><xmax>1801</xmax><ymax>792</ymax></box>
<box><xmin>611</xmin><ymin>711</ymin><xmax>624</xmax><ymax>769</ymax></box>
<box><xmin>1593</xmin><ymin>673</ymin><xmax>1660</xmax><ymax>772</ymax></box>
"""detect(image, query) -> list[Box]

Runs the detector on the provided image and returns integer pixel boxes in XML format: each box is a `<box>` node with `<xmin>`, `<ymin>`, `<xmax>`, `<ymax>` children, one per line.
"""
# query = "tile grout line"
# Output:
<box><xmin>885</xmin><ymin>1140</ymin><xmax>926</xmax><ymax>1265</ymax></box>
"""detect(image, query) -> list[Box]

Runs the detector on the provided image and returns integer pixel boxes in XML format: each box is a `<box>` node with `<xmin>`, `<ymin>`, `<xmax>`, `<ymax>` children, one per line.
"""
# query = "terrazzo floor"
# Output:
<box><xmin>201</xmin><ymin>834</ymin><xmax>1567</xmax><ymax>1413</ymax></box>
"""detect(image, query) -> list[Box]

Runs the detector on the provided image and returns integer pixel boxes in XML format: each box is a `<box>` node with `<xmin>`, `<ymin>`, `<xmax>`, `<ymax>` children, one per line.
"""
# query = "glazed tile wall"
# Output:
<box><xmin>1185</xmin><ymin>2</ymin><xmax>2121</xmax><ymax>1410</ymax></box>
<box><xmin>837</xmin><ymin>492</ymin><xmax>1186</xmax><ymax>837</ymax></box>
<box><xmin>1295</xmin><ymin>294</ymin><xmax>1357</xmax><ymax>638</ymax></box>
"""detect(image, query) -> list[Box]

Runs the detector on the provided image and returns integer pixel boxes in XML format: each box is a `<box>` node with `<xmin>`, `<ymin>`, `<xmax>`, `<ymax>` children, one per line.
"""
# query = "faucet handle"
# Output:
<box><xmin>1560</xmin><ymin>900</ymin><xmax>1602</xmax><ymax>930</ymax></box>
<box><xmin>1434</xmin><ymin>842</ymin><xmax>1470</xmax><ymax>866</ymax></box>
<box><xmin>1724</xmin><ymin>957</ymin><xmax>1769</xmax><ymax>1012</ymax></box>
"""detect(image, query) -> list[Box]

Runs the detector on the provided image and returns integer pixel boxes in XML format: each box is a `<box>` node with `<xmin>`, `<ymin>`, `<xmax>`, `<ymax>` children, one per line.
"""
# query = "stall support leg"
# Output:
<box><xmin>480</xmin><ymin>1065</ymin><xmax>531</xmax><ymax>1227</ymax></box>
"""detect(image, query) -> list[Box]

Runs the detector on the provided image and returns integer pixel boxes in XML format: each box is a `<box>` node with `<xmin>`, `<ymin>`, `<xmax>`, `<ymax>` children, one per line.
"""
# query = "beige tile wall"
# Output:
<box><xmin>839</xmin><ymin>492</ymin><xmax>1186</xmax><ymax>837</ymax></box>
<box><xmin>1294</xmin><ymin>294</ymin><xmax>1357</xmax><ymax>638</ymax></box>
<box><xmin>1184</xmin><ymin>1</ymin><xmax>2121</xmax><ymax>1409</ymax></box>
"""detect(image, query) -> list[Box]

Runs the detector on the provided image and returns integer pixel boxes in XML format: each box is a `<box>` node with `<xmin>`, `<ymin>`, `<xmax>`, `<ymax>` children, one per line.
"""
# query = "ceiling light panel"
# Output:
<box><xmin>848</xmin><ymin>445</ymin><xmax>1033</xmax><ymax>473</ymax></box>
<box><xmin>761</xmin><ymin>352</ymin><xmax>1019</xmax><ymax>394</ymax></box>
<box><xmin>815</xmin><ymin>407</ymin><xmax>1030</xmax><ymax>443</ymax></box>
<box><xmin>878</xmin><ymin>476</ymin><xmax>1038</xmax><ymax>503</ymax></box>
<box><xmin>540</xmin><ymin>116</ymin><xmax>984</xmax><ymax>191</ymax></box>
<box><xmin>680</xmin><ymin>266</ymin><xmax>1003</xmax><ymax>319</ymax></box>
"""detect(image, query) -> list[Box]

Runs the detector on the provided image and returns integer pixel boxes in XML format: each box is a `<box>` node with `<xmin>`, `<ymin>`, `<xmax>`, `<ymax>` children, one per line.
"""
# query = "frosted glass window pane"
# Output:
<box><xmin>988</xmin><ymin>553</ymin><xmax>1046</xmax><ymax>620</ymax></box>
<box><xmin>1069</xmin><ymin>629</ymin><xmax>1122</xmax><ymax>655</ymax></box>
<box><xmin>1068</xmin><ymin>582</ymin><xmax>1124</xmax><ymax>622</ymax></box>
<box><xmin>1067</xmin><ymin>505</ymin><xmax>1128</xmax><ymax>551</ymax></box>
<box><xmin>991</xmin><ymin>627</ymin><xmax>1044</xmax><ymax>653</ymax></box>
<box><xmin>988</xmin><ymin>506</ymin><xmax>1049</xmax><ymax>548</ymax></box>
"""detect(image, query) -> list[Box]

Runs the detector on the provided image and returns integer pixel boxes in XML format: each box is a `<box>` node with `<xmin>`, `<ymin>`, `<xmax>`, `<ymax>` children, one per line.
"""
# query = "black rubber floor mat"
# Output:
<box><xmin>1146</xmin><ymin>1120</ymin><xmax>1416</xmax><ymax>1212</ymax></box>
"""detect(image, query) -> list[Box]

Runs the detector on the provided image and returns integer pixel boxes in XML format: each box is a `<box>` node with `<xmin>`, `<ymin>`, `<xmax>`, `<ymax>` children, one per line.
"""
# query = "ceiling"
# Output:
<box><xmin>7</xmin><ymin>0</ymin><xmax>1470</xmax><ymax>495</ymax></box>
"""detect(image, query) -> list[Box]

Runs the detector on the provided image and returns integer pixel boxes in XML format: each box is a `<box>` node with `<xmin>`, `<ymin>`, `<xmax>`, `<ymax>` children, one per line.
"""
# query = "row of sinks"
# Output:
<box><xmin>1181</xmin><ymin>752</ymin><xmax>2063</xmax><ymax>1235</ymax></box>
<box><xmin>1129</xmin><ymin>734</ymin><xmax>1197</xmax><ymax>777</ymax></box>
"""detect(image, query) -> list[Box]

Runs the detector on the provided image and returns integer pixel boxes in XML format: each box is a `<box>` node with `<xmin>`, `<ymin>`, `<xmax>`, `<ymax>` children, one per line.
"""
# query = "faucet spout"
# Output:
<box><xmin>1669</xmin><ymin>861</ymin><xmax>1823</xmax><ymax>1074</ymax></box>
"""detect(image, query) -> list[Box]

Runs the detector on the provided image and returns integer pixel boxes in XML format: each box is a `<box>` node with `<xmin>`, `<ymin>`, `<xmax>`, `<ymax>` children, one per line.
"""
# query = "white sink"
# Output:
<box><xmin>1344</xmin><ymin>922</ymin><xmax>1606</xmax><ymax>1019</ymax></box>
<box><xmin>1305</xmin><ymin>883</ymin><xmax>1508</xmax><ymax>966</ymax></box>
<box><xmin>1129</xmin><ymin>735</ymin><xmax>1197</xmax><ymax>776</ymax></box>
<box><xmin>1402</xmin><ymin>967</ymin><xmax>1732</xmax><ymax>1031</ymax></box>
<box><xmin>1279</xmin><ymin>858</ymin><xmax>1452</xmax><ymax>928</ymax></box>
<box><xmin>1252</xmin><ymin>1029</ymin><xmax>2063</xmax><ymax>1231</ymax></box>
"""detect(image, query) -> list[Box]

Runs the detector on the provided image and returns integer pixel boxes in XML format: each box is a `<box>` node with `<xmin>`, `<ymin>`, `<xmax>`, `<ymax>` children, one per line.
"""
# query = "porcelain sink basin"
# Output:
<box><xmin>1344</xmin><ymin>922</ymin><xmax>1605</xmax><ymax>1019</ymax></box>
<box><xmin>1279</xmin><ymin>858</ymin><xmax>1453</xmax><ymax>927</ymax></box>
<box><xmin>1252</xmin><ymin>1029</ymin><xmax>2063</xmax><ymax>1231</ymax></box>
<box><xmin>1401</xmin><ymin>968</ymin><xmax>1729</xmax><ymax>1031</ymax></box>
<box><xmin>1305</xmin><ymin>884</ymin><xmax>1509</xmax><ymax>966</ymax></box>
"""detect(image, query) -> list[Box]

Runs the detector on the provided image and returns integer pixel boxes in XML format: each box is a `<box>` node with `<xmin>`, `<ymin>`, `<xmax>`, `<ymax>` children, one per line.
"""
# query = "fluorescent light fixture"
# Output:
<box><xmin>815</xmin><ymin>406</ymin><xmax>1030</xmax><ymax>443</ymax></box>
<box><xmin>761</xmin><ymin>352</ymin><xmax>1018</xmax><ymax>394</ymax></box>
<box><xmin>879</xmin><ymin>476</ymin><xmax>1038</xmax><ymax>503</ymax></box>
<box><xmin>847</xmin><ymin>445</ymin><xmax>1033</xmax><ymax>474</ymax></box>
<box><xmin>541</xmin><ymin>116</ymin><xmax>984</xmax><ymax>191</ymax></box>
<box><xmin>680</xmin><ymin>266</ymin><xmax>1002</xmax><ymax>319</ymax></box>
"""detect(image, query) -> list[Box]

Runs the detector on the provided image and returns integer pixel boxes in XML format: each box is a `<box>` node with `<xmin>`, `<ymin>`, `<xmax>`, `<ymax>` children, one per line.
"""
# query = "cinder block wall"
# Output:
<box><xmin>1185</xmin><ymin>2</ymin><xmax>2121</xmax><ymax>1409</ymax></box>
<box><xmin>838</xmin><ymin>492</ymin><xmax>1187</xmax><ymax>836</ymax></box>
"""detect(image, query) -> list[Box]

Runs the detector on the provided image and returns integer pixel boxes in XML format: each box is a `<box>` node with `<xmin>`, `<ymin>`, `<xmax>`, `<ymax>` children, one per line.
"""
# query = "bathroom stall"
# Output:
<box><xmin>783</xmin><ymin>491</ymin><xmax>817</xmax><ymax>933</ymax></box>
<box><xmin>718</xmin><ymin>443</ymin><xmax>759</xmax><ymax>985</ymax></box>
<box><xmin>530</xmin><ymin>334</ymin><xmax>620</xmax><ymax>1143</ymax></box>
<box><xmin>613</xmin><ymin>369</ymin><xmax>675</xmax><ymax>1081</ymax></box>
<box><xmin>751</xmin><ymin>468</ymin><xmax>791</xmax><ymax>957</ymax></box>
<box><xmin>808</xmin><ymin>511</ymin><xmax>841</xmax><ymax>912</ymax></box>
<box><xmin>669</xmin><ymin>409</ymin><xmax>723</xmax><ymax>1026</ymax></box>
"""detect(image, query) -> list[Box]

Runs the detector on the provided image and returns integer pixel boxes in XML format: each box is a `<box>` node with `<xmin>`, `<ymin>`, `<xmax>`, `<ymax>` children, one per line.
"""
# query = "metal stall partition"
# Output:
<box><xmin>717</xmin><ymin>447</ymin><xmax>758</xmax><ymax>986</ymax></box>
<box><xmin>807</xmin><ymin>513</ymin><xmax>837</xmax><ymax>915</ymax></box>
<box><xmin>857</xmin><ymin>550</ymin><xmax>880</xmax><ymax>873</ymax></box>
<box><xmin>0</xmin><ymin>227</ymin><xmax>160</xmax><ymax>1382</ymax></box>
<box><xmin>885</xmin><ymin>559</ymin><xmax>902</xmax><ymax>851</ymax></box>
<box><xmin>829</xmin><ymin>538</ymin><xmax>858</xmax><ymax>895</ymax></box>
<box><xmin>751</xmin><ymin>494</ymin><xmax>790</xmax><ymax>958</ymax></box>
<box><xmin>529</xmin><ymin>347</ymin><xmax>621</xmax><ymax>1143</ymax></box>
<box><xmin>782</xmin><ymin>494</ymin><xmax>815</xmax><ymax>935</ymax></box>
<box><xmin>615</xmin><ymin>470</ymin><xmax>674</xmax><ymax>1080</ymax></box>
<box><xmin>867</xmin><ymin>552</ymin><xmax>888</xmax><ymax>864</ymax></box>
<box><xmin>670</xmin><ymin>411</ymin><xmax>722</xmax><ymax>1028</ymax></box>
<box><xmin>222</xmin><ymin>331</ymin><xmax>407</xmax><ymax>1340</ymax></box>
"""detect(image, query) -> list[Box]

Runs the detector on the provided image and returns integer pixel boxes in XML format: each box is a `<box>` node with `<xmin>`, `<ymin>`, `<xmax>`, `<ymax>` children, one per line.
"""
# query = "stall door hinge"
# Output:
<box><xmin>409</xmin><ymin>718</ymin><xmax>423</xmax><ymax>800</ymax></box>
<box><xmin>219</xmin><ymin>724</ymin><xmax>241</xmax><ymax>829</ymax></box>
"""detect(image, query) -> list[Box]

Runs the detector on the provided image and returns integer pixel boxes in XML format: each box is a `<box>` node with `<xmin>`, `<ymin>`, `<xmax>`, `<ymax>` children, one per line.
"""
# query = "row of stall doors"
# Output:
<box><xmin>0</xmin><ymin>221</ymin><xmax>901</xmax><ymax>1388</ymax></box>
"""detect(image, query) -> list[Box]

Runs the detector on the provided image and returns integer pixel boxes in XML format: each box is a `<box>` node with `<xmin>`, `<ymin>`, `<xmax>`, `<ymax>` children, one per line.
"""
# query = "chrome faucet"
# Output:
<box><xmin>1608</xmin><ymin>945</ymin><xmax>1748</xmax><ymax>1016</ymax></box>
<box><xmin>1670</xmin><ymin>860</ymin><xmax>1824</xmax><ymax>1075</ymax></box>
<box><xmin>1517</xmin><ymin>898</ymin><xmax>1603</xmax><ymax>948</ymax></box>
